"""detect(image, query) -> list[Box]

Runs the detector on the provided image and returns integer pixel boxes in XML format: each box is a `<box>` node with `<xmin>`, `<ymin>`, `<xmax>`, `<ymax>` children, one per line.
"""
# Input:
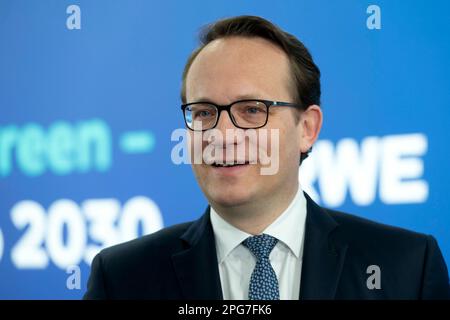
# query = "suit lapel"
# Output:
<box><xmin>300</xmin><ymin>193</ymin><xmax>348</xmax><ymax>299</ymax></box>
<box><xmin>171</xmin><ymin>193</ymin><xmax>348</xmax><ymax>300</ymax></box>
<box><xmin>171</xmin><ymin>207</ymin><xmax>223</xmax><ymax>299</ymax></box>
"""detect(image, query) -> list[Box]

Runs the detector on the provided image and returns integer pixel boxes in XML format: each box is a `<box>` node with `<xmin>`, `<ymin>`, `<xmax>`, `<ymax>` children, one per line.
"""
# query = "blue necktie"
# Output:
<box><xmin>242</xmin><ymin>234</ymin><xmax>280</xmax><ymax>300</ymax></box>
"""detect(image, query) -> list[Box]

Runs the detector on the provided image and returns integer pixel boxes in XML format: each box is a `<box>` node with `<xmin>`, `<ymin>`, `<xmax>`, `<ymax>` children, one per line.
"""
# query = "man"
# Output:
<box><xmin>84</xmin><ymin>15</ymin><xmax>450</xmax><ymax>299</ymax></box>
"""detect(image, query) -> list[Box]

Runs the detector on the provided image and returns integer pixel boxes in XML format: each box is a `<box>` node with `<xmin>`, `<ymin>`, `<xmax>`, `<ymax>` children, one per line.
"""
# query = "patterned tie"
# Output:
<box><xmin>242</xmin><ymin>234</ymin><xmax>280</xmax><ymax>300</ymax></box>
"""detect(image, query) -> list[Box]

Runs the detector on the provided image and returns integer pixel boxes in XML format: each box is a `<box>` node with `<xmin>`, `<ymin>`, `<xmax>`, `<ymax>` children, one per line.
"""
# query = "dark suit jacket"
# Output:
<box><xmin>83</xmin><ymin>193</ymin><xmax>450</xmax><ymax>299</ymax></box>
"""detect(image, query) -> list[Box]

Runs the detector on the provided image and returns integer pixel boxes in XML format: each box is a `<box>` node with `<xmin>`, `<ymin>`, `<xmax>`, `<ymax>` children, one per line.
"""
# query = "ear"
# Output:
<box><xmin>298</xmin><ymin>105</ymin><xmax>323</xmax><ymax>154</ymax></box>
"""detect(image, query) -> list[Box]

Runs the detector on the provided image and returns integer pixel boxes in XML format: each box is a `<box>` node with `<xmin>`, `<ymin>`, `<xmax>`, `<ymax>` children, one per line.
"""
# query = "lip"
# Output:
<box><xmin>209</xmin><ymin>163</ymin><xmax>251</xmax><ymax>176</ymax></box>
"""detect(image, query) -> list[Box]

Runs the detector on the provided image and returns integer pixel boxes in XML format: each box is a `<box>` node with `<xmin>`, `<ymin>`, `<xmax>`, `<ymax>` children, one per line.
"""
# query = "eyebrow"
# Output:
<box><xmin>191</xmin><ymin>93</ymin><xmax>265</xmax><ymax>104</ymax></box>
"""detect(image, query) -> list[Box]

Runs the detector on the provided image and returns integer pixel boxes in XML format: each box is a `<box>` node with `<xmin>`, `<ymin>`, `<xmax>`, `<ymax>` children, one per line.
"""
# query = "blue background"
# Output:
<box><xmin>0</xmin><ymin>0</ymin><xmax>449</xmax><ymax>299</ymax></box>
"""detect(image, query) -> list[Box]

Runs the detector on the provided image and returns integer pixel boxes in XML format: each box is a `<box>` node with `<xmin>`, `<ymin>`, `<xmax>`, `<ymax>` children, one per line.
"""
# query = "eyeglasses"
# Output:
<box><xmin>181</xmin><ymin>99</ymin><xmax>303</xmax><ymax>131</ymax></box>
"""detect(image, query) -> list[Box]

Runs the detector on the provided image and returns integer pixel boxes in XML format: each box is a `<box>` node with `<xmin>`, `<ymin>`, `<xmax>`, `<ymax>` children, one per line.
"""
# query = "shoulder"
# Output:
<box><xmin>325</xmin><ymin>208</ymin><xmax>449</xmax><ymax>298</ymax></box>
<box><xmin>85</xmin><ymin>220</ymin><xmax>196</xmax><ymax>299</ymax></box>
<box><xmin>324</xmin><ymin>207</ymin><xmax>433</xmax><ymax>255</ymax></box>
<box><xmin>329</xmin><ymin>208</ymin><xmax>427</xmax><ymax>239</ymax></box>
<box><xmin>98</xmin><ymin>220</ymin><xmax>193</xmax><ymax>265</ymax></box>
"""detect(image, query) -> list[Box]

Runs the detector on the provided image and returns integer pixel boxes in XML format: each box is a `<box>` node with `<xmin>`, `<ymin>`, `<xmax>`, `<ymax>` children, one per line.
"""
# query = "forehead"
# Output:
<box><xmin>185</xmin><ymin>36</ymin><xmax>293</xmax><ymax>103</ymax></box>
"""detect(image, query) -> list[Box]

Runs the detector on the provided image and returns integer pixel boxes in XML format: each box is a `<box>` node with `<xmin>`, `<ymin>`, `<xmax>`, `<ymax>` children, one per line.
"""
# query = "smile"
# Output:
<box><xmin>211</xmin><ymin>161</ymin><xmax>250</xmax><ymax>168</ymax></box>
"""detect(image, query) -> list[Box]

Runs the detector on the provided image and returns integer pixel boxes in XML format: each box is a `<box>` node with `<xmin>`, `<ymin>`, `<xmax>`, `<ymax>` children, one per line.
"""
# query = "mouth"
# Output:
<box><xmin>210</xmin><ymin>161</ymin><xmax>250</xmax><ymax>168</ymax></box>
<box><xmin>209</xmin><ymin>161</ymin><xmax>252</xmax><ymax>175</ymax></box>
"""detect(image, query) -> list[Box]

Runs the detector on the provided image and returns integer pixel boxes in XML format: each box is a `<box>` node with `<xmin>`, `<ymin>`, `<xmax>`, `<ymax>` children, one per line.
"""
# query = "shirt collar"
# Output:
<box><xmin>210</xmin><ymin>207</ymin><xmax>251</xmax><ymax>264</ymax></box>
<box><xmin>263</xmin><ymin>187</ymin><xmax>306</xmax><ymax>259</ymax></box>
<box><xmin>210</xmin><ymin>186</ymin><xmax>307</xmax><ymax>263</ymax></box>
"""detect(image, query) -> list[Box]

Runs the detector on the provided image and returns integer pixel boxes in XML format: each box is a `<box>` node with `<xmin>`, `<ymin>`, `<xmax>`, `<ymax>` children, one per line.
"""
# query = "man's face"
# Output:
<box><xmin>185</xmin><ymin>36</ymin><xmax>303</xmax><ymax>210</ymax></box>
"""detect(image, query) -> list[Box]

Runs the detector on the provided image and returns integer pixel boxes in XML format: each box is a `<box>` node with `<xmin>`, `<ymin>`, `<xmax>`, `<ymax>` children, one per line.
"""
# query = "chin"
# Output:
<box><xmin>207</xmin><ymin>187</ymin><xmax>255</xmax><ymax>208</ymax></box>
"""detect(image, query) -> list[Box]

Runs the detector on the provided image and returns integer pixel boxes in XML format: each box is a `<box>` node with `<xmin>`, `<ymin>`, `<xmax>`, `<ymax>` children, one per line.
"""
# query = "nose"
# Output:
<box><xmin>215</xmin><ymin>110</ymin><xmax>236</xmax><ymax>132</ymax></box>
<box><xmin>209</xmin><ymin>110</ymin><xmax>246</xmax><ymax>150</ymax></box>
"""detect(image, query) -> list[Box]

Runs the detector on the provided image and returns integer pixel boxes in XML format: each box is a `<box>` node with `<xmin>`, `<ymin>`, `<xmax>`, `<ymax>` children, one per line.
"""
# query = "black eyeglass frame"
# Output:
<box><xmin>180</xmin><ymin>99</ymin><xmax>303</xmax><ymax>131</ymax></box>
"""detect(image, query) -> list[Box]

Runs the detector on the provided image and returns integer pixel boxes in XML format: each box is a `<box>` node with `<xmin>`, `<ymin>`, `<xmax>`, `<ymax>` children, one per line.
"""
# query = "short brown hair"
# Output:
<box><xmin>181</xmin><ymin>15</ymin><xmax>321</xmax><ymax>162</ymax></box>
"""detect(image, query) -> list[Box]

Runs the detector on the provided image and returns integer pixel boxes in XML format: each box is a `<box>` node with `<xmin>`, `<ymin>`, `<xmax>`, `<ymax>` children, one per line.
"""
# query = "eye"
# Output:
<box><xmin>192</xmin><ymin>108</ymin><xmax>214</xmax><ymax>118</ymax></box>
<box><xmin>198</xmin><ymin>110</ymin><xmax>211</xmax><ymax>117</ymax></box>
<box><xmin>244</xmin><ymin>105</ymin><xmax>266</xmax><ymax>114</ymax></box>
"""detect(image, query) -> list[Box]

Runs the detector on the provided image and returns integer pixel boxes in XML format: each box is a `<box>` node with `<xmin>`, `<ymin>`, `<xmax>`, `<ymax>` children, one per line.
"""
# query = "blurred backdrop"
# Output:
<box><xmin>0</xmin><ymin>0</ymin><xmax>449</xmax><ymax>299</ymax></box>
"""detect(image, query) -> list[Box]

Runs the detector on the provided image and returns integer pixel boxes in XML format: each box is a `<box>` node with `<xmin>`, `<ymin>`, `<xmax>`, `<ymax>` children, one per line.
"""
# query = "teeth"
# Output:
<box><xmin>212</xmin><ymin>162</ymin><xmax>249</xmax><ymax>167</ymax></box>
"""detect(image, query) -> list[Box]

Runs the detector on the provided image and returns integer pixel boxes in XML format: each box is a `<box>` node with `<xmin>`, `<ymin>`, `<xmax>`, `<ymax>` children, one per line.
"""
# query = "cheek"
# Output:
<box><xmin>187</xmin><ymin>132</ymin><xmax>196</xmax><ymax>162</ymax></box>
<box><xmin>187</xmin><ymin>132</ymin><xmax>210</xmax><ymax>164</ymax></box>
<box><xmin>267</xmin><ymin>122</ymin><xmax>300</xmax><ymax>164</ymax></box>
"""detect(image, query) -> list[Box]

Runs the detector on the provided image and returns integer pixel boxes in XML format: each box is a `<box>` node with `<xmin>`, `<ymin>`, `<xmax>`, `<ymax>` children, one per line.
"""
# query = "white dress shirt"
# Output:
<box><xmin>210</xmin><ymin>186</ymin><xmax>307</xmax><ymax>300</ymax></box>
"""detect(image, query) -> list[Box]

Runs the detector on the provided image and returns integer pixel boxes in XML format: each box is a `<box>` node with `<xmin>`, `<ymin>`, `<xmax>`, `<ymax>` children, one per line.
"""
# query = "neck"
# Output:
<box><xmin>211</xmin><ymin>182</ymin><xmax>299</xmax><ymax>235</ymax></box>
